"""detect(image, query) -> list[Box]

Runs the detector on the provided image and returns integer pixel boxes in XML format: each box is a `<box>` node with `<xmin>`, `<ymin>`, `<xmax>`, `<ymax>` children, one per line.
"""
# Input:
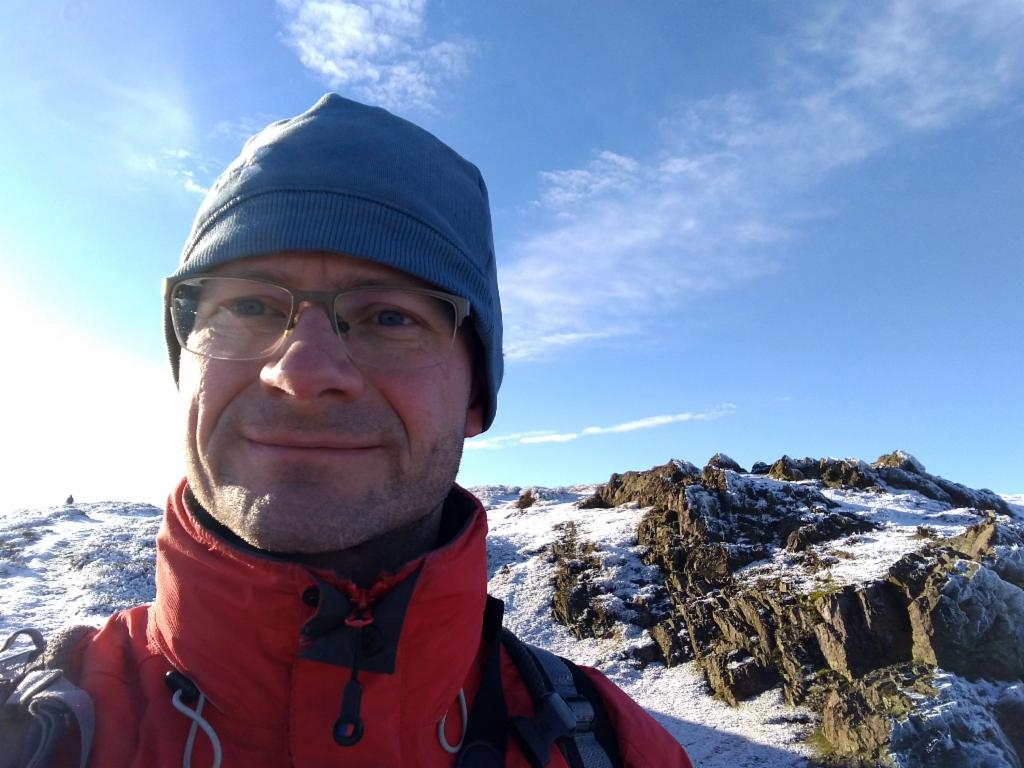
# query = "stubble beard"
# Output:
<box><xmin>185</xmin><ymin>423</ymin><xmax>467</xmax><ymax>557</ymax></box>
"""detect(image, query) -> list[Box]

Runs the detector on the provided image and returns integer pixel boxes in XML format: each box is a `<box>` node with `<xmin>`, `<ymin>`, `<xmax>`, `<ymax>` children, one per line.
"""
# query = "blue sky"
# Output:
<box><xmin>1</xmin><ymin>0</ymin><xmax>1021</xmax><ymax>510</ymax></box>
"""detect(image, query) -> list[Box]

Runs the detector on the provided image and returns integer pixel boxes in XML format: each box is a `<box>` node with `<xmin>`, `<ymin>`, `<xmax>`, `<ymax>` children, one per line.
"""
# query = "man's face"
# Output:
<box><xmin>178</xmin><ymin>251</ymin><xmax>484</xmax><ymax>554</ymax></box>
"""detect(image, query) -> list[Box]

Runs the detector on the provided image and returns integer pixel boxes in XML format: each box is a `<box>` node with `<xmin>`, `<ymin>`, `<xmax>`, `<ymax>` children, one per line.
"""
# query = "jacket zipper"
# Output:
<box><xmin>333</xmin><ymin>586</ymin><xmax>377</xmax><ymax>746</ymax></box>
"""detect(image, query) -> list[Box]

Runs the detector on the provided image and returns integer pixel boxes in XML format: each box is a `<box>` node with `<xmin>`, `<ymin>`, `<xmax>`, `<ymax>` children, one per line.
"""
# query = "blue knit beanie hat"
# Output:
<box><xmin>165</xmin><ymin>93</ymin><xmax>503</xmax><ymax>429</ymax></box>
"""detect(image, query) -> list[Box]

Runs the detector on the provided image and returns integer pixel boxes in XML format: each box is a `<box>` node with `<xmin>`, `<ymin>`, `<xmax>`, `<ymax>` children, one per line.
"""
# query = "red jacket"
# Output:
<box><xmin>64</xmin><ymin>480</ymin><xmax>692</xmax><ymax>767</ymax></box>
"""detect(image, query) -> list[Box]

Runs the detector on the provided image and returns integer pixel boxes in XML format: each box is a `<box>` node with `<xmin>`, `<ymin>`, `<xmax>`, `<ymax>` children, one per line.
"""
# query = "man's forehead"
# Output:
<box><xmin>209</xmin><ymin>251</ymin><xmax>434</xmax><ymax>290</ymax></box>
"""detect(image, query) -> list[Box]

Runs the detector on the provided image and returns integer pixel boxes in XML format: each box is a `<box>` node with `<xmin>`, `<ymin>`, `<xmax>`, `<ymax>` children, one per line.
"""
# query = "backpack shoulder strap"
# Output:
<box><xmin>1</xmin><ymin>627</ymin><xmax>96</xmax><ymax>768</ymax></box>
<box><xmin>500</xmin><ymin>629</ymin><xmax>622</xmax><ymax>768</ymax></box>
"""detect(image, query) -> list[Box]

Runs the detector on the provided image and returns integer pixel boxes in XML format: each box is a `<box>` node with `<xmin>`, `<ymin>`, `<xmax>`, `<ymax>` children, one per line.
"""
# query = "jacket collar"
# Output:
<box><xmin>149</xmin><ymin>478</ymin><xmax>489</xmax><ymax>727</ymax></box>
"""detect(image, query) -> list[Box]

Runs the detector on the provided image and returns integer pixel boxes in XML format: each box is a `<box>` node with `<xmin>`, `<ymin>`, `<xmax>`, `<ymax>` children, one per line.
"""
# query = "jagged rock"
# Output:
<box><xmin>626</xmin><ymin>589</ymin><xmax>662</xmax><ymax>629</ymax></box>
<box><xmin>775</xmin><ymin>618</ymin><xmax>827</xmax><ymax>706</ymax></box>
<box><xmin>909</xmin><ymin>559</ymin><xmax>1024</xmax><ymax>681</ymax></box>
<box><xmin>682</xmin><ymin>581</ymin><xmax>831</xmax><ymax>709</ymax></box>
<box><xmin>887</xmin><ymin>551</ymin><xmax>936</xmax><ymax>597</ymax></box>
<box><xmin>550</xmin><ymin>522</ymin><xmax>614</xmax><ymax>639</ymax></box>
<box><xmin>750</xmin><ymin>461</ymin><xmax>771</xmax><ymax>474</ymax></box>
<box><xmin>626</xmin><ymin>640</ymin><xmax>663</xmax><ymax>666</ymax></box>
<box><xmin>762</xmin><ymin>450</ymin><xmax>1010</xmax><ymax>514</ymax></box>
<box><xmin>873</xmin><ymin>450</ymin><xmax>926</xmax><ymax>474</ymax></box>
<box><xmin>889</xmin><ymin>673</ymin><xmax>1024</xmax><ymax>768</ymax></box>
<box><xmin>785</xmin><ymin>512</ymin><xmax>876</xmax><ymax>552</ymax></box>
<box><xmin>515</xmin><ymin>488</ymin><xmax>537</xmax><ymax>509</ymax></box>
<box><xmin>820</xmin><ymin>687</ymin><xmax>894</xmax><ymax>763</ymax></box>
<box><xmin>813</xmin><ymin>582</ymin><xmax>912</xmax><ymax>680</ymax></box>
<box><xmin>820</xmin><ymin>665</ymin><xmax>931</xmax><ymax>764</ymax></box>
<box><xmin>586</xmin><ymin>459</ymin><xmax>702</xmax><ymax>511</ymax></box>
<box><xmin>688</xmin><ymin>543</ymin><xmax>765</xmax><ymax>587</ymax></box>
<box><xmin>705</xmin><ymin>649</ymin><xmax>780</xmax><ymax>706</ymax></box>
<box><xmin>648</xmin><ymin>617</ymin><xmax>691</xmax><ymax>666</ymax></box>
<box><xmin>817</xmin><ymin>459</ymin><xmax>877</xmax><ymax>490</ymax></box>
<box><xmin>769</xmin><ymin>455</ymin><xmax>819</xmax><ymax>482</ymax></box>
<box><xmin>705</xmin><ymin>453</ymin><xmax>747</xmax><ymax>473</ymax></box>
<box><xmin>627</xmin><ymin>463</ymin><xmax>842</xmax><ymax>580</ymax></box>
<box><xmin>575</xmin><ymin>494</ymin><xmax>612</xmax><ymax>509</ymax></box>
<box><xmin>683</xmin><ymin>470</ymin><xmax>837</xmax><ymax>547</ymax></box>
<box><xmin>768</xmin><ymin>456</ymin><xmax>877</xmax><ymax>490</ymax></box>
<box><xmin>946</xmin><ymin>516</ymin><xmax>1023</xmax><ymax>560</ymax></box>
<box><xmin>994</xmin><ymin>547</ymin><xmax>1024</xmax><ymax>591</ymax></box>
<box><xmin>872</xmin><ymin>461</ymin><xmax>1010</xmax><ymax>515</ymax></box>
<box><xmin>681</xmin><ymin>594</ymin><xmax>729</xmax><ymax>658</ymax></box>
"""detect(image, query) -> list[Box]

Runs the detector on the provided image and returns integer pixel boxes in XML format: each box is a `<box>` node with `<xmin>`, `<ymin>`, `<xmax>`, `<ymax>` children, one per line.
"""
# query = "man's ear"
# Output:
<box><xmin>464</xmin><ymin>402</ymin><xmax>484</xmax><ymax>438</ymax></box>
<box><xmin>462</xmin><ymin>326</ymin><xmax>487</xmax><ymax>439</ymax></box>
<box><xmin>464</xmin><ymin>368</ymin><xmax>485</xmax><ymax>438</ymax></box>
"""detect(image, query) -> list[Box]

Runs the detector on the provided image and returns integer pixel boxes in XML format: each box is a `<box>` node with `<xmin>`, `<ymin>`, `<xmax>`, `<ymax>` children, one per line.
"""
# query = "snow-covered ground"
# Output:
<box><xmin>2</xmin><ymin>483</ymin><xmax>1022</xmax><ymax>767</ymax></box>
<box><xmin>0</xmin><ymin>502</ymin><xmax>160</xmax><ymax>633</ymax></box>
<box><xmin>738</xmin><ymin>484</ymin><xmax>994</xmax><ymax>592</ymax></box>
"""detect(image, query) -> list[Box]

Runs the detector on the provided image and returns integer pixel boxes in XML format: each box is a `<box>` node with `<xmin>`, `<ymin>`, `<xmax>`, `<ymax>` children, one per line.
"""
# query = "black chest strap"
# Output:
<box><xmin>455</xmin><ymin>597</ymin><xmax>508</xmax><ymax>767</ymax></box>
<box><xmin>456</xmin><ymin>597</ymin><xmax>622</xmax><ymax>768</ymax></box>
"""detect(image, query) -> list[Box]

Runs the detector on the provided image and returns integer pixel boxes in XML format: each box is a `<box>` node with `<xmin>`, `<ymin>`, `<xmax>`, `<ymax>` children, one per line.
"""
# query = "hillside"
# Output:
<box><xmin>2</xmin><ymin>451</ymin><xmax>1022</xmax><ymax>767</ymax></box>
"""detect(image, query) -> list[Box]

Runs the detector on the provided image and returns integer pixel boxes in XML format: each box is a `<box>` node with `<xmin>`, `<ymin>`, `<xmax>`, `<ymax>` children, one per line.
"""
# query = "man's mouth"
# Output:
<box><xmin>241</xmin><ymin>433</ymin><xmax>383</xmax><ymax>452</ymax></box>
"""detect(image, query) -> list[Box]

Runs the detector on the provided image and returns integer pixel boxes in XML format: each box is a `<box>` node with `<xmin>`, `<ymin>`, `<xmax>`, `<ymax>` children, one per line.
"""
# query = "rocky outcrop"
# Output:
<box><xmin>632</xmin><ymin>462</ymin><xmax>849</xmax><ymax>596</ymax></box>
<box><xmin>819</xmin><ymin>664</ymin><xmax>934</xmax><ymax>765</ymax></box>
<box><xmin>871</xmin><ymin>451</ymin><xmax>1010</xmax><ymax>515</ymax></box>
<box><xmin>515</xmin><ymin>488</ymin><xmax>537</xmax><ymax>509</ymax></box>
<box><xmin>813</xmin><ymin>582</ymin><xmax>913</xmax><ymax>681</ymax></box>
<box><xmin>578</xmin><ymin>459</ymin><xmax>702</xmax><ymax>510</ymax></box>
<box><xmin>549</xmin><ymin>453</ymin><xmax>1023</xmax><ymax>766</ymax></box>
<box><xmin>706</xmin><ymin>453</ymin><xmax>747</xmax><ymax>473</ymax></box>
<box><xmin>888</xmin><ymin>672</ymin><xmax>1024</xmax><ymax>768</ymax></box>
<box><xmin>908</xmin><ymin>561</ymin><xmax>1024</xmax><ymax>681</ymax></box>
<box><xmin>648</xmin><ymin>616</ymin><xmax>691</xmax><ymax>666</ymax></box>
<box><xmin>769</xmin><ymin>456</ymin><xmax>877</xmax><ymax>490</ymax></box>
<box><xmin>763</xmin><ymin>451</ymin><xmax>1011</xmax><ymax>515</ymax></box>
<box><xmin>550</xmin><ymin>521</ymin><xmax>614</xmax><ymax>639</ymax></box>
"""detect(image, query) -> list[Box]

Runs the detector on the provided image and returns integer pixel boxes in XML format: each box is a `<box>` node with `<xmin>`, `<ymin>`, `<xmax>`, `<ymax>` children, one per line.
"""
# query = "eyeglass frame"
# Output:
<box><xmin>162</xmin><ymin>273</ymin><xmax>472</xmax><ymax>363</ymax></box>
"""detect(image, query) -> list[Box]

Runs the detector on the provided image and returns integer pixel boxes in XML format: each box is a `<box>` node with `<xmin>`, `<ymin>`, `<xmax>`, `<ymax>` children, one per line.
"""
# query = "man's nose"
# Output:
<box><xmin>260</xmin><ymin>304</ymin><xmax>366</xmax><ymax>401</ymax></box>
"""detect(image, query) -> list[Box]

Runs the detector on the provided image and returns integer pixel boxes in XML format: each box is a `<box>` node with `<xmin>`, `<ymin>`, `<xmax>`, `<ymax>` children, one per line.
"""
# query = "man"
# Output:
<box><xmin>24</xmin><ymin>95</ymin><xmax>692</xmax><ymax>766</ymax></box>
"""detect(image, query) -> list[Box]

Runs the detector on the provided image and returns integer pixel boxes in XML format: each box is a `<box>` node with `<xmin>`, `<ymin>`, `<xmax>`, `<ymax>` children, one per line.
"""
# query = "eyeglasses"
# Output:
<box><xmin>164</xmin><ymin>275</ymin><xmax>471</xmax><ymax>370</ymax></box>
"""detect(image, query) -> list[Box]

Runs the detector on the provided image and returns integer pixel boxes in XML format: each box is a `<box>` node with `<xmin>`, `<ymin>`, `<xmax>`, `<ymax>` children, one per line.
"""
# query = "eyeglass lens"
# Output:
<box><xmin>170</xmin><ymin>277</ymin><xmax>460</xmax><ymax>369</ymax></box>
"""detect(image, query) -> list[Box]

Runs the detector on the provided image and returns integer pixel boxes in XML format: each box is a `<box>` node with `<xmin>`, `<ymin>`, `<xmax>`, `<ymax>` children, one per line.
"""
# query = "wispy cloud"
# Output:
<box><xmin>212</xmin><ymin>113</ymin><xmax>282</xmax><ymax>143</ymax></box>
<box><xmin>501</xmin><ymin>0</ymin><xmax>1024</xmax><ymax>360</ymax></box>
<box><xmin>77</xmin><ymin>83</ymin><xmax>218</xmax><ymax>196</ymax></box>
<box><xmin>466</xmin><ymin>404</ymin><xmax>736</xmax><ymax>450</ymax></box>
<box><xmin>277</xmin><ymin>0</ymin><xmax>474</xmax><ymax>111</ymax></box>
<box><xmin>581</xmin><ymin>406</ymin><xmax>736</xmax><ymax>435</ymax></box>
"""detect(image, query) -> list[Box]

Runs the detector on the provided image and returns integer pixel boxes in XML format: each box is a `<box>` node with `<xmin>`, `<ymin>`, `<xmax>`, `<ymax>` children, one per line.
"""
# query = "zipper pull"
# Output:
<box><xmin>334</xmin><ymin>623</ymin><xmax>366</xmax><ymax>746</ymax></box>
<box><xmin>344</xmin><ymin>587</ymin><xmax>375</xmax><ymax>628</ymax></box>
<box><xmin>333</xmin><ymin>675</ymin><xmax>364</xmax><ymax>746</ymax></box>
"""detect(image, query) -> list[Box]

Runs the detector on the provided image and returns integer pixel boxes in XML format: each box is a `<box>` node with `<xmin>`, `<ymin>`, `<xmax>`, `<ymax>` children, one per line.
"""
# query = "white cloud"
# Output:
<box><xmin>520</xmin><ymin>433</ymin><xmax>579</xmax><ymax>445</ymax></box>
<box><xmin>465</xmin><ymin>430</ymin><xmax>564</xmax><ymax>451</ymax></box>
<box><xmin>277</xmin><ymin>0</ymin><xmax>474</xmax><ymax>111</ymax></box>
<box><xmin>183</xmin><ymin>177</ymin><xmax>208</xmax><ymax>196</ymax></box>
<box><xmin>581</xmin><ymin>405</ymin><xmax>737</xmax><ymax>436</ymax></box>
<box><xmin>72</xmin><ymin>82</ymin><xmax>218</xmax><ymax>196</ymax></box>
<box><xmin>465</xmin><ymin>405</ymin><xmax>735</xmax><ymax>451</ymax></box>
<box><xmin>538</xmin><ymin>151</ymin><xmax>642</xmax><ymax>209</ymax></box>
<box><xmin>501</xmin><ymin>0</ymin><xmax>1024</xmax><ymax>361</ymax></box>
<box><xmin>805</xmin><ymin>0</ymin><xmax>1024</xmax><ymax>130</ymax></box>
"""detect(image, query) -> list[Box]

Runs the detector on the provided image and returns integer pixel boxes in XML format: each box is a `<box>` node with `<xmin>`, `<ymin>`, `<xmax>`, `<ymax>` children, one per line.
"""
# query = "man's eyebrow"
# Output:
<box><xmin>215</xmin><ymin>267</ymin><xmax>289</xmax><ymax>282</ymax></box>
<box><xmin>214</xmin><ymin>267</ymin><xmax>423</xmax><ymax>289</ymax></box>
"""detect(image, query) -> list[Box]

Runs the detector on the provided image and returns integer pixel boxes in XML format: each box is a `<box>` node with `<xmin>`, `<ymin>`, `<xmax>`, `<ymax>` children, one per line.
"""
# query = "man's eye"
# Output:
<box><xmin>233</xmin><ymin>298</ymin><xmax>268</xmax><ymax>315</ymax></box>
<box><xmin>375</xmin><ymin>308</ymin><xmax>414</xmax><ymax>327</ymax></box>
